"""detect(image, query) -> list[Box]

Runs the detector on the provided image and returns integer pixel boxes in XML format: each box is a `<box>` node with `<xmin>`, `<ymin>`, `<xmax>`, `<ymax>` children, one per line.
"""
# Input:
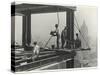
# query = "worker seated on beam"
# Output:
<box><xmin>50</xmin><ymin>24</ymin><xmax>60</xmax><ymax>49</ymax></box>
<box><xmin>32</xmin><ymin>41</ymin><xmax>40</xmax><ymax>61</ymax></box>
<box><xmin>75</xmin><ymin>33</ymin><xmax>81</xmax><ymax>48</ymax></box>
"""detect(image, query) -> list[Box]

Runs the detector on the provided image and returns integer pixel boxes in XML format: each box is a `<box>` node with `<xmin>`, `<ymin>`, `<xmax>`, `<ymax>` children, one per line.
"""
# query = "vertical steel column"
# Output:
<box><xmin>70</xmin><ymin>11</ymin><xmax>74</xmax><ymax>41</ymax></box>
<box><xmin>22</xmin><ymin>12</ymin><xmax>31</xmax><ymax>47</ymax></box>
<box><xmin>26</xmin><ymin>14</ymin><xmax>31</xmax><ymax>46</ymax></box>
<box><xmin>66</xmin><ymin>10</ymin><xmax>75</xmax><ymax>68</ymax></box>
<box><xmin>66</xmin><ymin>10</ymin><xmax>74</xmax><ymax>49</ymax></box>
<box><xmin>22</xmin><ymin>16</ymin><xmax>27</xmax><ymax>47</ymax></box>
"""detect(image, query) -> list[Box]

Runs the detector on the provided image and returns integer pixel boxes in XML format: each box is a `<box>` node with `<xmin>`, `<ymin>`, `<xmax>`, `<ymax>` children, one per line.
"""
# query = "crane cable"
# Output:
<box><xmin>57</xmin><ymin>7</ymin><xmax>60</xmax><ymax>26</ymax></box>
<box><xmin>74</xmin><ymin>15</ymin><xmax>90</xmax><ymax>49</ymax></box>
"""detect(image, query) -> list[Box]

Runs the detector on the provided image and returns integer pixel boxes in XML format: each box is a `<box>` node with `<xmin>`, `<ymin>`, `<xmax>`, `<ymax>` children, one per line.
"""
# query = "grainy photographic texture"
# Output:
<box><xmin>11</xmin><ymin>2</ymin><xmax>97</xmax><ymax>73</ymax></box>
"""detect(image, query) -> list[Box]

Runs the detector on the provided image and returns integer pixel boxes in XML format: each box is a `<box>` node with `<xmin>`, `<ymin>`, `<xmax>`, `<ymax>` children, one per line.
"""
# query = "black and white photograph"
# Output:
<box><xmin>11</xmin><ymin>2</ymin><xmax>97</xmax><ymax>73</ymax></box>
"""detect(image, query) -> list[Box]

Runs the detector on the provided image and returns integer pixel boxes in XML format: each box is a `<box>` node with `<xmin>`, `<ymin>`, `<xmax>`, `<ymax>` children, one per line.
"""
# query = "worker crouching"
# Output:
<box><xmin>32</xmin><ymin>42</ymin><xmax>40</xmax><ymax>61</ymax></box>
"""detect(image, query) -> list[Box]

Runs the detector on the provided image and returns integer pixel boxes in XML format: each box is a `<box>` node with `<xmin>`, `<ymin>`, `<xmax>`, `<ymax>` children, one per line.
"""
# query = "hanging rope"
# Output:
<box><xmin>44</xmin><ymin>36</ymin><xmax>52</xmax><ymax>48</ymax></box>
<box><xmin>74</xmin><ymin>16</ymin><xmax>90</xmax><ymax>49</ymax></box>
<box><xmin>56</xmin><ymin>7</ymin><xmax>60</xmax><ymax>26</ymax></box>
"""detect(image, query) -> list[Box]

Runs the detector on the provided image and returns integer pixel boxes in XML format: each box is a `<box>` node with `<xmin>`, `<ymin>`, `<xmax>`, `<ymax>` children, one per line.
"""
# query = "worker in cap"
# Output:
<box><xmin>75</xmin><ymin>33</ymin><xmax>81</xmax><ymax>48</ymax></box>
<box><xmin>49</xmin><ymin>24</ymin><xmax>60</xmax><ymax>49</ymax></box>
<box><xmin>55</xmin><ymin>24</ymin><xmax>60</xmax><ymax>49</ymax></box>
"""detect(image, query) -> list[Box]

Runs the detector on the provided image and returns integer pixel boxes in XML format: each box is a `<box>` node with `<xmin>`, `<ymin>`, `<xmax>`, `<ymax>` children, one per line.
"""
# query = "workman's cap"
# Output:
<box><xmin>76</xmin><ymin>33</ymin><xmax>78</xmax><ymax>36</ymax></box>
<box><xmin>33</xmin><ymin>41</ymin><xmax>37</xmax><ymax>45</ymax></box>
<box><xmin>55</xmin><ymin>24</ymin><xmax>58</xmax><ymax>27</ymax></box>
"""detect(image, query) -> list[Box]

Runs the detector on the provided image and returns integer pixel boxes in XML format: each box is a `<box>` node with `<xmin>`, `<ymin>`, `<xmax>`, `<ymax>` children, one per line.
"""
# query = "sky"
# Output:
<box><xmin>13</xmin><ymin>5</ymin><xmax>98</xmax><ymax>50</ymax></box>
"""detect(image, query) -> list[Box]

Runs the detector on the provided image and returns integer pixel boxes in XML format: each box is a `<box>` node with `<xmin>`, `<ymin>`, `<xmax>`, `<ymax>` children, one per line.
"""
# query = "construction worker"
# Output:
<box><xmin>32</xmin><ymin>41</ymin><xmax>40</xmax><ymax>61</ymax></box>
<box><xmin>54</xmin><ymin>24</ymin><xmax>60</xmax><ymax>49</ymax></box>
<box><xmin>50</xmin><ymin>24</ymin><xmax>60</xmax><ymax>49</ymax></box>
<box><xmin>61</xmin><ymin>26</ymin><xmax>68</xmax><ymax>48</ymax></box>
<box><xmin>75</xmin><ymin>33</ymin><xmax>81</xmax><ymax>48</ymax></box>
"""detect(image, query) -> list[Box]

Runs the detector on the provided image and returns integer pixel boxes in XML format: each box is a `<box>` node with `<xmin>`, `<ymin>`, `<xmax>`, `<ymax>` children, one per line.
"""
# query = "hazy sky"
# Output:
<box><xmin>14</xmin><ymin>6</ymin><xmax>97</xmax><ymax>49</ymax></box>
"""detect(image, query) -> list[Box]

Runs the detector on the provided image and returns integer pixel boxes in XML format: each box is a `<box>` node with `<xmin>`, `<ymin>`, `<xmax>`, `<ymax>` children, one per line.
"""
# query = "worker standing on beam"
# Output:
<box><xmin>50</xmin><ymin>24</ymin><xmax>60</xmax><ymax>49</ymax></box>
<box><xmin>61</xmin><ymin>26</ymin><xmax>67</xmax><ymax>48</ymax></box>
<box><xmin>52</xmin><ymin>24</ymin><xmax>60</xmax><ymax>49</ymax></box>
<box><xmin>54</xmin><ymin>24</ymin><xmax>60</xmax><ymax>49</ymax></box>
